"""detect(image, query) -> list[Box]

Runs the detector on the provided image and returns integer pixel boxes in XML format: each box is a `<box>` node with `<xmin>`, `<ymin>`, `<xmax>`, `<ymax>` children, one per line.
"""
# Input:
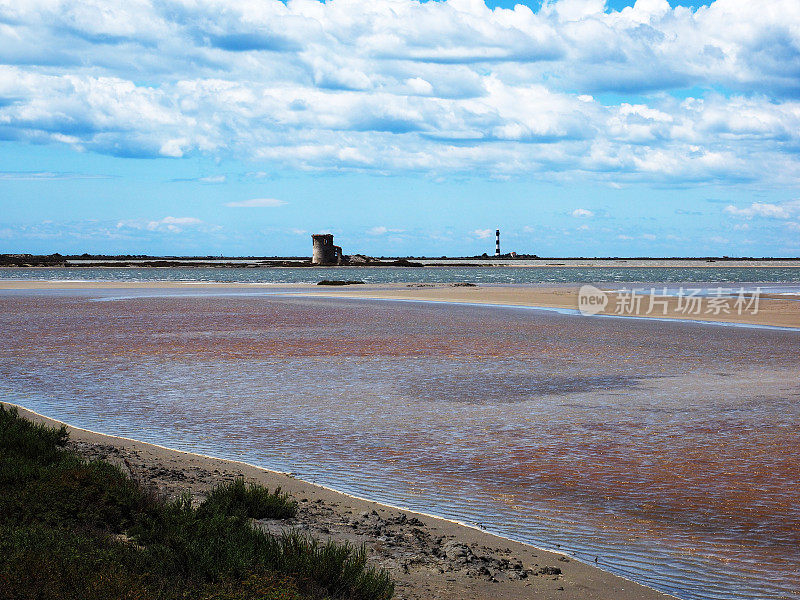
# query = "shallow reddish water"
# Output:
<box><xmin>1</xmin><ymin>290</ymin><xmax>798</xmax><ymax>599</ymax></box>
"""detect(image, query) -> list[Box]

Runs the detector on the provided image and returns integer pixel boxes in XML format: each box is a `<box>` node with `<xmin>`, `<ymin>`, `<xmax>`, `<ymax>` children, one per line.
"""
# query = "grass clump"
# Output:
<box><xmin>198</xmin><ymin>478</ymin><xmax>297</xmax><ymax>520</ymax></box>
<box><xmin>277</xmin><ymin>532</ymin><xmax>395</xmax><ymax>600</ymax></box>
<box><xmin>0</xmin><ymin>405</ymin><xmax>394</xmax><ymax>600</ymax></box>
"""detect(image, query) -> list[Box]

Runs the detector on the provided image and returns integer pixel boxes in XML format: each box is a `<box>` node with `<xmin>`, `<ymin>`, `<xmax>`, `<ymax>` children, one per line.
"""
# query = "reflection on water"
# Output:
<box><xmin>403</xmin><ymin>373</ymin><xmax>648</xmax><ymax>402</ymax></box>
<box><xmin>0</xmin><ymin>291</ymin><xmax>798</xmax><ymax>600</ymax></box>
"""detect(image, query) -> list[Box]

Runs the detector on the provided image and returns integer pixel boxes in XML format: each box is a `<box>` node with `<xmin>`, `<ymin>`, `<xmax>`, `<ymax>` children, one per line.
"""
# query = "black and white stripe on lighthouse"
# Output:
<box><xmin>495</xmin><ymin>229</ymin><xmax>500</xmax><ymax>256</ymax></box>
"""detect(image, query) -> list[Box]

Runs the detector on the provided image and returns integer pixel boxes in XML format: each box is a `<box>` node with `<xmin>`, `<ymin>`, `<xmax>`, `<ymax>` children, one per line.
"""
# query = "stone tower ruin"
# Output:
<box><xmin>311</xmin><ymin>234</ymin><xmax>343</xmax><ymax>265</ymax></box>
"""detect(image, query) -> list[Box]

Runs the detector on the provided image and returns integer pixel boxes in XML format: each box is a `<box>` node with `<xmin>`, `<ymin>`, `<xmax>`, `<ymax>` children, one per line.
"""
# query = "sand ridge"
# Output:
<box><xmin>300</xmin><ymin>284</ymin><xmax>800</xmax><ymax>329</ymax></box>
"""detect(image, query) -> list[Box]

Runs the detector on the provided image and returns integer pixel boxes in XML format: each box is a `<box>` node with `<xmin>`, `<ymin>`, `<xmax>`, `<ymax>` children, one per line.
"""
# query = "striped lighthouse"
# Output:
<box><xmin>495</xmin><ymin>229</ymin><xmax>500</xmax><ymax>256</ymax></box>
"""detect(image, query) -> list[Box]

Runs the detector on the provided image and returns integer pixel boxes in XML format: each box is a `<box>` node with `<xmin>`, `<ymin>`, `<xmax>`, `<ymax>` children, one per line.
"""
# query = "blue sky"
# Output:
<box><xmin>1</xmin><ymin>0</ymin><xmax>799</xmax><ymax>257</ymax></box>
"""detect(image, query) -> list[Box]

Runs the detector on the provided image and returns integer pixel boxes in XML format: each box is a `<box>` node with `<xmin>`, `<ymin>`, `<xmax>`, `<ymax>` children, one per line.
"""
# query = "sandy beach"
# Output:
<box><xmin>4</xmin><ymin>402</ymin><xmax>672</xmax><ymax>600</ymax></box>
<box><xmin>2</xmin><ymin>280</ymin><xmax>798</xmax><ymax>328</ymax></box>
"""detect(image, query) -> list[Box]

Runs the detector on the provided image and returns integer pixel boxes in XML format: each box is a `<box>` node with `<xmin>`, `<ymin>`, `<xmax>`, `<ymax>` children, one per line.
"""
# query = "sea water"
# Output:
<box><xmin>2</xmin><ymin>265</ymin><xmax>800</xmax><ymax>284</ymax></box>
<box><xmin>0</xmin><ymin>288</ymin><xmax>797</xmax><ymax>600</ymax></box>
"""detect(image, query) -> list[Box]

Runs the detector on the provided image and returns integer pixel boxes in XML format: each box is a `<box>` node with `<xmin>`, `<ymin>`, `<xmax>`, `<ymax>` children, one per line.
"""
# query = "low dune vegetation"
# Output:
<box><xmin>0</xmin><ymin>405</ymin><xmax>393</xmax><ymax>600</ymax></box>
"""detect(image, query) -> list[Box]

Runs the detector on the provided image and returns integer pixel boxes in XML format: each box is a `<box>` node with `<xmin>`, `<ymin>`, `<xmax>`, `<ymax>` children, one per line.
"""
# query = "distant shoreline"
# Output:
<box><xmin>3</xmin><ymin>256</ymin><xmax>800</xmax><ymax>268</ymax></box>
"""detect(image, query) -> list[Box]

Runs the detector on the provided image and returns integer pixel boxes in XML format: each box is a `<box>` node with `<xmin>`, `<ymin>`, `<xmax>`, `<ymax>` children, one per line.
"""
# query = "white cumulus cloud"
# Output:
<box><xmin>117</xmin><ymin>216</ymin><xmax>223</xmax><ymax>238</ymax></box>
<box><xmin>571</xmin><ymin>208</ymin><xmax>594</xmax><ymax>218</ymax></box>
<box><xmin>198</xmin><ymin>175</ymin><xmax>226</xmax><ymax>184</ymax></box>
<box><xmin>0</xmin><ymin>0</ymin><xmax>799</xmax><ymax>184</ymax></box>
<box><xmin>143</xmin><ymin>216</ymin><xmax>204</xmax><ymax>233</ymax></box>
<box><xmin>368</xmin><ymin>226</ymin><xmax>405</xmax><ymax>235</ymax></box>
<box><xmin>724</xmin><ymin>201</ymin><xmax>800</xmax><ymax>219</ymax></box>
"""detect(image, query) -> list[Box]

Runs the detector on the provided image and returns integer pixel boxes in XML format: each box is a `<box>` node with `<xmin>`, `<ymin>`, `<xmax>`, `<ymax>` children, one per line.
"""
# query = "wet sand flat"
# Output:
<box><xmin>1</xmin><ymin>280</ymin><xmax>797</xmax><ymax>328</ymax></box>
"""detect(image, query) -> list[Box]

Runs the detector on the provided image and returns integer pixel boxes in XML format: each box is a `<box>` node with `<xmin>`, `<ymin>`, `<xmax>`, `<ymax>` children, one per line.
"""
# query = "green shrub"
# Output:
<box><xmin>0</xmin><ymin>524</ymin><xmax>152</xmax><ymax>600</ymax></box>
<box><xmin>0</xmin><ymin>454</ymin><xmax>150</xmax><ymax>531</ymax></box>
<box><xmin>0</xmin><ymin>405</ymin><xmax>67</xmax><ymax>484</ymax></box>
<box><xmin>194</xmin><ymin>570</ymin><xmax>306</xmax><ymax>600</ymax></box>
<box><xmin>132</xmin><ymin>493</ymin><xmax>274</xmax><ymax>581</ymax></box>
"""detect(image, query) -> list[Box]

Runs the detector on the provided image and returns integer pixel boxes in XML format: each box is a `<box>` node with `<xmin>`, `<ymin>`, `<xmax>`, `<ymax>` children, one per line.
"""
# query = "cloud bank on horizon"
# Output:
<box><xmin>1</xmin><ymin>0</ymin><xmax>799</xmax><ymax>187</ymax></box>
